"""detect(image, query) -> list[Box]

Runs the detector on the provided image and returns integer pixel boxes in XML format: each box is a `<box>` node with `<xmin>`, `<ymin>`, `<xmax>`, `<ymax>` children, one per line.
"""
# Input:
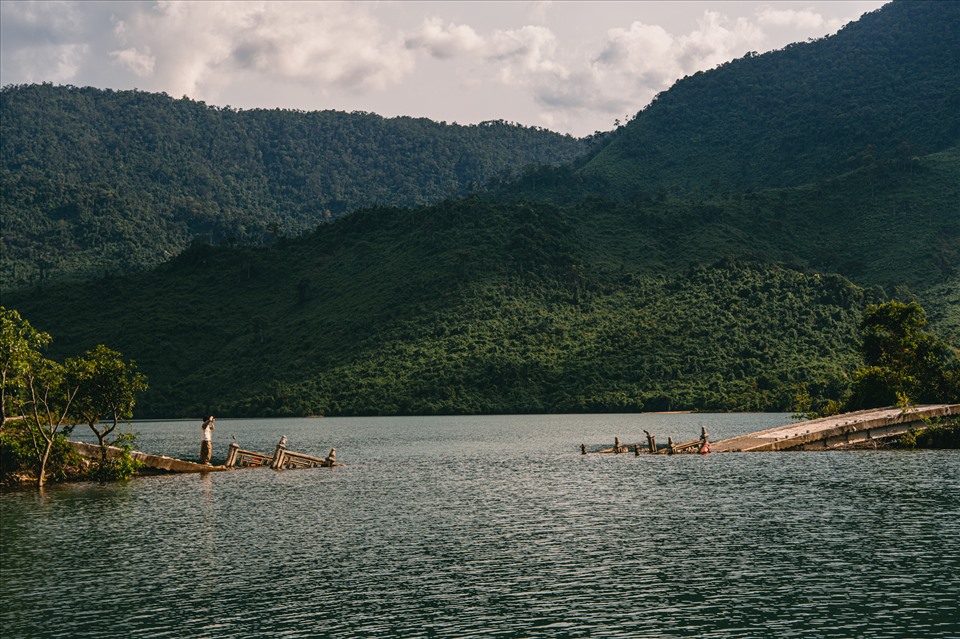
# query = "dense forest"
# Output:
<box><xmin>4</xmin><ymin>205</ymin><xmax>870</xmax><ymax>417</ymax></box>
<box><xmin>3</xmin><ymin>0</ymin><xmax>959</xmax><ymax>417</ymax></box>
<box><xmin>0</xmin><ymin>85</ymin><xmax>597</xmax><ymax>288</ymax></box>
<box><xmin>578</xmin><ymin>0</ymin><xmax>960</xmax><ymax>197</ymax></box>
<box><xmin>7</xmin><ymin>145</ymin><xmax>957</xmax><ymax>417</ymax></box>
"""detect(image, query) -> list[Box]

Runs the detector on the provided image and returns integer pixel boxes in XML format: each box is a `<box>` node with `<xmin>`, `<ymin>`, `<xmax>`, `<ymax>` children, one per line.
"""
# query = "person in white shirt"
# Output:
<box><xmin>200</xmin><ymin>416</ymin><xmax>215</xmax><ymax>464</ymax></box>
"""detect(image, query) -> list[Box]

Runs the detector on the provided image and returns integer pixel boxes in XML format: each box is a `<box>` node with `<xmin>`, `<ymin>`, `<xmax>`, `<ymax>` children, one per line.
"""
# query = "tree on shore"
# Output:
<box><xmin>1</xmin><ymin>308</ymin><xmax>51</xmax><ymax>429</ymax></box>
<box><xmin>21</xmin><ymin>356</ymin><xmax>82</xmax><ymax>488</ymax></box>
<box><xmin>1</xmin><ymin>307</ymin><xmax>80</xmax><ymax>486</ymax></box>
<box><xmin>0</xmin><ymin>309</ymin><xmax>75</xmax><ymax>487</ymax></box>
<box><xmin>71</xmin><ymin>345</ymin><xmax>148</xmax><ymax>463</ymax></box>
<box><xmin>846</xmin><ymin>301</ymin><xmax>960</xmax><ymax>410</ymax></box>
<box><xmin>1</xmin><ymin>307</ymin><xmax>148</xmax><ymax>487</ymax></box>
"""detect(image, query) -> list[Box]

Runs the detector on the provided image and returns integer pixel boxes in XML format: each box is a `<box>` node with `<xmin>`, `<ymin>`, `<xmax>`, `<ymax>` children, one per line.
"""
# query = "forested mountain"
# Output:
<box><xmin>5</xmin><ymin>200</ymin><xmax>869</xmax><ymax>417</ymax></box>
<box><xmin>0</xmin><ymin>84</ymin><xmax>596</xmax><ymax>288</ymax></box>
<box><xmin>578</xmin><ymin>0</ymin><xmax>960</xmax><ymax>197</ymax></box>
<box><xmin>7</xmin><ymin>145</ymin><xmax>957</xmax><ymax>417</ymax></box>
<box><xmin>3</xmin><ymin>0</ymin><xmax>958</xmax><ymax>417</ymax></box>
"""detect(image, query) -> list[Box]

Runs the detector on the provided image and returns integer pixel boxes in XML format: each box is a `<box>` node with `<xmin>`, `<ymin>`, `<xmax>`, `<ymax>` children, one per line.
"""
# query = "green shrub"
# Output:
<box><xmin>0</xmin><ymin>421</ymin><xmax>84</xmax><ymax>483</ymax></box>
<box><xmin>897</xmin><ymin>417</ymin><xmax>960</xmax><ymax>449</ymax></box>
<box><xmin>87</xmin><ymin>432</ymin><xmax>144</xmax><ymax>482</ymax></box>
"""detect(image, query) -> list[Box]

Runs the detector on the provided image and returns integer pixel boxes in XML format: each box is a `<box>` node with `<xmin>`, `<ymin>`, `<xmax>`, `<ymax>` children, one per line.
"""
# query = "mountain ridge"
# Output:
<box><xmin>1</xmin><ymin>84</ymin><xmax>597</xmax><ymax>288</ymax></box>
<box><xmin>580</xmin><ymin>0</ymin><xmax>960</xmax><ymax>197</ymax></box>
<box><xmin>3</xmin><ymin>0</ymin><xmax>958</xmax><ymax>417</ymax></box>
<box><xmin>7</xmin><ymin>146</ymin><xmax>956</xmax><ymax>416</ymax></box>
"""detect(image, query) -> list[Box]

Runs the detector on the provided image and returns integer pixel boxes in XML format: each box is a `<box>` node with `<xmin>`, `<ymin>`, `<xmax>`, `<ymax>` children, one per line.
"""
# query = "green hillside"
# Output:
<box><xmin>580</xmin><ymin>0</ymin><xmax>960</xmax><ymax>197</ymax></box>
<box><xmin>3</xmin><ymin>0</ymin><xmax>958</xmax><ymax>418</ymax></box>
<box><xmin>7</xmin><ymin>145</ymin><xmax>956</xmax><ymax>417</ymax></box>
<box><xmin>5</xmin><ymin>204</ymin><xmax>868</xmax><ymax>417</ymax></box>
<box><xmin>0</xmin><ymin>84</ymin><xmax>596</xmax><ymax>288</ymax></box>
<box><xmin>504</xmin><ymin>147</ymin><xmax>959</xmax><ymax>300</ymax></box>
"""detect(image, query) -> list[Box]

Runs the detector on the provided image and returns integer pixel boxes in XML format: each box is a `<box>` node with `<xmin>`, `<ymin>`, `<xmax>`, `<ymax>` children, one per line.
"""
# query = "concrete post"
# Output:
<box><xmin>271</xmin><ymin>438</ymin><xmax>287</xmax><ymax>469</ymax></box>
<box><xmin>225</xmin><ymin>442</ymin><xmax>239</xmax><ymax>468</ymax></box>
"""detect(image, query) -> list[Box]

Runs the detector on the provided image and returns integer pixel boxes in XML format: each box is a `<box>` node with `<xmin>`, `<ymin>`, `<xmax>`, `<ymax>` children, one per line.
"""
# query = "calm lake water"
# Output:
<box><xmin>2</xmin><ymin>413</ymin><xmax>959</xmax><ymax>639</ymax></box>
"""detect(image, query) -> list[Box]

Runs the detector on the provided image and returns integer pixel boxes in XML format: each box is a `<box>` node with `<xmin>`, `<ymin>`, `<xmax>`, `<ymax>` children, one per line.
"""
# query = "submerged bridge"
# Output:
<box><xmin>710</xmin><ymin>404</ymin><xmax>960</xmax><ymax>452</ymax></box>
<box><xmin>69</xmin><ymin>436</ymin><xmax>342</xmax><ymax>474</ymax></box>
<box><xmin>591</xmin><ymin>404</ymin><xmax>959</xmax><ymax>455</ymax></box>
<box><xmin>70</xmin><ymin>441</ymin><xmax>227</xmax><ymax>473</ymax></box>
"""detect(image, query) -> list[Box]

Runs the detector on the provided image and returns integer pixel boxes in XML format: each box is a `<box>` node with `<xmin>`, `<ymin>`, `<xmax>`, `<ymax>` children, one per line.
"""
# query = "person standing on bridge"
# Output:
<box><xmin>200</xmin><ymin>416</ymin><xmax>215</xmax><ymax>465</ymax></box>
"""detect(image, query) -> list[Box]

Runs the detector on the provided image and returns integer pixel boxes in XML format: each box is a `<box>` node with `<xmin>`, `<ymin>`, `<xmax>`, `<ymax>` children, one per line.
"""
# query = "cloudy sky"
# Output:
<box><xmin>1</xmin><ymin>0</ymin><xmax>886</xmax><ymax>136</ymax></box>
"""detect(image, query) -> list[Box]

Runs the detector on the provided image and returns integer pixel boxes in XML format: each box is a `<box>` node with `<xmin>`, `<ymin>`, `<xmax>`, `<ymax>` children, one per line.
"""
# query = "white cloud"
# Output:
<box><xmin>106</xmin><ymin>2</ymin><xmax>416</xmax><ymax>98</ymax></box>
<box><xmin>396</xmin><ymin>7</ymin><xmax>772</xmax><ymax>133</ymax></box>
<box><xmin>488</xmin><ymin>26</ymin><xmax>568</xmax><ymax>83</ymax></box>
<box><xmin>757</xmin><ymin>8</ymin><xmax>826</xmax><ymax>30</ymax></box>
<box><xmin>570</xmin><ymin>10</ymin><xmax>764</xmax><ymax>130</ymax></box>
<box><xmin>0</xmin><ymin>1</ymin><xmax>90</xmax><ymax>83</ymax></box>
<box><xmin>595</xmin><ymin>22</ymin><xmax>679</xmax><ymax>87</ymax></box>
<box><xmin>0</xmin><ymin>0</ymin><xmax>84</xmax><ymax>46</ymax></box>
<box><xmin>527</xmin><ymin>1</ymin><xmax>553</xmax><ymax>24</ymax></box>
<box><xmin>407</xmin><ymin>21</ymin><xmax>568</xmax><ymax>82</ymax></box>
<box><xmin>110</xmin><ymin>47</ymin><xmax>155</xmax><ymax>77</ymax></box>
<box><xmin>0</xmin><ymin>1</ymin><xmax>884</xmax><ymax>135</ymax></box>
<box><xmin>676</xmin><ymin>11</ymin><xmax>765</xmax><ymax>71</ymax></box>
<box><xmin>405</xmin><ymin>17</ymin><xmax>484</xmax><ymax>58</ymax></box>
<box><xmin>404</xmin><ymin>20</ymin><xmax>571</xmax><ymax>103</ymax></box>
<box><xmin>399</xmin><ymin>7</ymin><xmax>781</xmax><ymax>133</ymax></box>
<box><xmin>6</xmin><ymin>43</ymin><xmax>87</xmax><ymax>84</ymax></box>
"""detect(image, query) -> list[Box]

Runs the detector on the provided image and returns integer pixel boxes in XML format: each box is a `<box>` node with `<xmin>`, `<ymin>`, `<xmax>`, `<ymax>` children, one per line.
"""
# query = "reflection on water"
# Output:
<box><xmin>2</xmin><ymin>414</ymin><xmax>959</xmax><ymax>638</ymax></box>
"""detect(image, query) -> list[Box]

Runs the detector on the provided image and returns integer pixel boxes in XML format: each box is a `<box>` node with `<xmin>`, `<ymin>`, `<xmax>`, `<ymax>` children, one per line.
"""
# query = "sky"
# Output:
<box><xmin>0</xmin><ymin>0</ymin><xmax>888</xmax><ymax>137</ymax></box>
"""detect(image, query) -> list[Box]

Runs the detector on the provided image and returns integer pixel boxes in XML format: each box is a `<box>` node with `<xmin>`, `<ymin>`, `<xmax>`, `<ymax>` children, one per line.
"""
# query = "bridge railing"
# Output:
<box><xmin>225</xmin><ymin>441</ymin><xmax>339</xmax><ymax>469</ymax></box>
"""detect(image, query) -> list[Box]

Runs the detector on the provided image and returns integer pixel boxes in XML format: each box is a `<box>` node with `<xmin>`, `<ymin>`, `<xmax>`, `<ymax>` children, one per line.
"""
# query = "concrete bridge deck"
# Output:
<box><xmin>710</xmin><ymin>404</ymin><xmax>960</xmax><ymax>452</ymax></box>
<box><xmin>69</xmin><ymin>441</ymin><xmax>227</xmax><ymax>473</ymax></box>
<box><xmin>69</xmin><ymin>439</ymin><xmax>340</xmax><ymax>473</ymax></box>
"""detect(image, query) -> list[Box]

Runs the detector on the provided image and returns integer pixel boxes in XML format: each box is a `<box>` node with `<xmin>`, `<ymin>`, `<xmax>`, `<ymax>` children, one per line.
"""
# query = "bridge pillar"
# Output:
<box><xmin>225</xmin><ymin>442</ymin><xmax>239</xmax><ymax>468</ymax></box>
<box><xmin>271</xmin><ymin>438</ymin><xmax>287</xmax><ymax>469</ymax></box>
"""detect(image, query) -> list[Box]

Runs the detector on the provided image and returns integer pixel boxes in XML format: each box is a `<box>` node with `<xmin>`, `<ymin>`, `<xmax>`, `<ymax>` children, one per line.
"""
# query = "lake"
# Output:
<box><xmin>2</xmin><ymin>413</ymin><xmax>959</xmax><ymax>638</ymax></box>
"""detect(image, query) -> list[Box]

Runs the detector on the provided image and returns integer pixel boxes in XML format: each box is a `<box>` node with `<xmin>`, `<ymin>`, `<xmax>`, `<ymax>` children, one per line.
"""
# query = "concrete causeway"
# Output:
<box><xmin>710</xmin><ymin>404</ymin><xmax>960</xmax><ymax>452</ymax></box>
<box><xmin>69</xmin><ymin>441</ymin><xmax>226</xmax><ymax>473</ymax></box>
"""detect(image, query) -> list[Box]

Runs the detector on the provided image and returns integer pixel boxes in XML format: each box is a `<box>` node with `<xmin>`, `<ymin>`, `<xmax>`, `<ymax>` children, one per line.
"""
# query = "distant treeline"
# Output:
<box><xmin>1</xmin><ymin>84</ymin><xmax>599</xmax><ymax>288</ymax></box>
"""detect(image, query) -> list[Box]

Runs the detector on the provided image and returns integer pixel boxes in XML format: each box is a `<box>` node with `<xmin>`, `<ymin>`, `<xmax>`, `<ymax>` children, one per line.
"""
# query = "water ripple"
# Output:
<box><xmin>3</xmin><ymin>415</ymin><xmax>959</xmax><ymax>638</ymax></box>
